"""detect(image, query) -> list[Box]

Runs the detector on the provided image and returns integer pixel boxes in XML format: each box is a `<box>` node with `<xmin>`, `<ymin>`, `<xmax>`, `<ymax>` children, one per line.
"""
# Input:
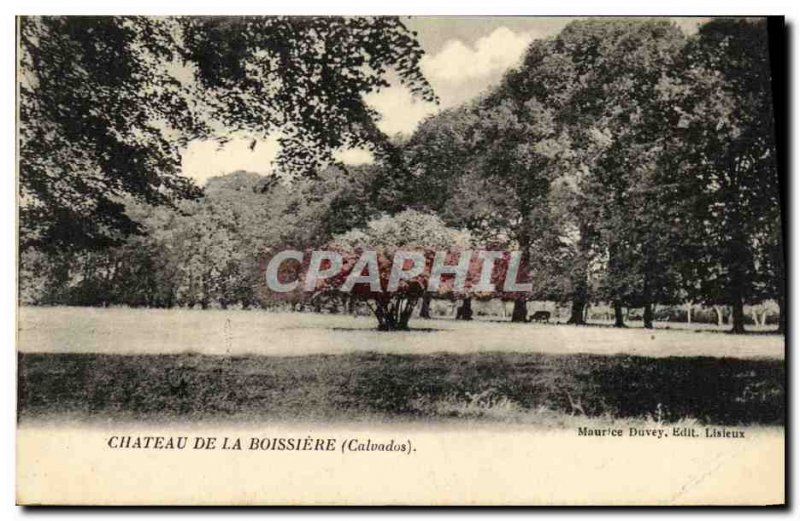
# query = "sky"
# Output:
<box><xmin>181</xmin><ymin>17</ymin><xmax>708</xmax><ymax>185</ymax></box>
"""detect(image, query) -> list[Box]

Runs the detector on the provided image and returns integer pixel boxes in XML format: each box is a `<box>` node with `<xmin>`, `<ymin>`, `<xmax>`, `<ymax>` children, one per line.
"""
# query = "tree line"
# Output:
<box><xmin>19</xmin><ymin>17</ymin><xmax>784</xmax><ymax>333</ymax></box>
<box><xmin>403</xmin><ymin>18</ymin><xmax>783</xmax><ymax>333</ymax></box>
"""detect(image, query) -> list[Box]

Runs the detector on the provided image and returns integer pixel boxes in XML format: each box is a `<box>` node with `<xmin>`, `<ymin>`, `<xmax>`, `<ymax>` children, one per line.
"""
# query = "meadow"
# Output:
<box><xmin>18</xmin><ymin>306</ymin><xmax>785</xmax><ymax>359</ymax></box>
<box><xmin>17</xmin><ymin>306</ymin><xmax>785</xmax><ymax>426</ymax></box>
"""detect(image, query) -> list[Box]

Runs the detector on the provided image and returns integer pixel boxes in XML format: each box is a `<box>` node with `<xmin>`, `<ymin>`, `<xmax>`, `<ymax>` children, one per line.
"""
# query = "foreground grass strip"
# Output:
<box><xmin>18</xmin><ymin>352</ymin><xmax>785</xmax><ymax>426</ymax></box>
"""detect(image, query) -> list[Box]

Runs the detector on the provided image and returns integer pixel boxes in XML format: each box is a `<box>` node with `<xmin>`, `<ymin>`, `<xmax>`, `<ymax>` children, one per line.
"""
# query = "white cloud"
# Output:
<box><xmin>363</xmin><ymin>85</ymin><xmax>439</xmax><ymax>136</ymax></box>
<box><xmin>334</xmin><ymin>147</ymin><xmax>375</xmax><ymax>165</ymax></box>
<box><xmin>422</xmin><ymin>27</ymin><xmax>533</xmax><ymax>84</ymax></box>
<box><xmin>181</xmin><ymin>135</ymin><xmax>280</xmax><ymax>185</ymax></box>
<box><xmin>363</xmin><ymin>26</ymin><xmax>535</xmax><ymax>137</ymax></box>
<box><xmin>181</xmin><ymin>136</ymin><xmax>378</xmax><ymax>185</ymax></box>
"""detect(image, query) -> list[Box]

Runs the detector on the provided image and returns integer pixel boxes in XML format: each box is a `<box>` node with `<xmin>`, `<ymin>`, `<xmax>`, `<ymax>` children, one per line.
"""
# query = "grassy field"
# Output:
<box><xmin>18</xmin><ymin>351</ymin><xmax>784</xmax><ymax>425</ymax></box>
<box><xmin>16</xmin><ymin>306</ymin><xmax>785</xmax><ymax>426</ymax></box>
<box><xmin>18</xmin><ymin>306</ymin><xmax>785</xmax><ymax>359</ymax></box>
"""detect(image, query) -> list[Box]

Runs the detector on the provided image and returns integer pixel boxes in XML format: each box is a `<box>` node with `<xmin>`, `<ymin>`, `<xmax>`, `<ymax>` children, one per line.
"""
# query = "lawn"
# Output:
<box><xmin>18</xmin><ymin>351</ymin><xmax>784</xmax><ymax>426</ymax></box>
<box><xmin>18</xmin><ymin>306</ymin><xmax>785</xmax><ymax>359</ymax></box>
<box><xmin>16</xmin><ymin>306</ymin><xmax>785</xmax><ymax>426</ymax></box>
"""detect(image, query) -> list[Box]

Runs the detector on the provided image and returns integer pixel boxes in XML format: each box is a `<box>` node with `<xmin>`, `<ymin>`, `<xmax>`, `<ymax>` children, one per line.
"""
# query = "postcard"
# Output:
<box><xmin>16</xmin><ymin>15</ymin><xmax>786</xmax><ymax>505</ymax></box>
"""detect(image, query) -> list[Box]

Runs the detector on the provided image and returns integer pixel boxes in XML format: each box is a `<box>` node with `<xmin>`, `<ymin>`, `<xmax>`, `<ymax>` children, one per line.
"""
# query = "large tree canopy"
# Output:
<box><xmin>552</xmin><ymin>19</ymin><xmax>688</xmax><ymax>327</ymax></box>
<box><xmin>19</xmin><ymin>16</ymin><xmax>434</xmax><ymax>251</ymax></box>
<box><xmin>659</xmin><ymin>18</ymin><xmax>781</xmax><ymax>332</ymax></box>
<box><xmin>403</xmin><ymin>18</ymin><xmax>782</xmax><ymax>332</ymax></box>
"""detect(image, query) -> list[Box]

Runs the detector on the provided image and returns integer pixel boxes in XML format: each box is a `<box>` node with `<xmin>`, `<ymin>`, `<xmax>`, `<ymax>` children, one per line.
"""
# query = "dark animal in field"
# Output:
<box><xmin>529</xmin><ymin>311</ymin><xmax>551</xmax><ymax>323</ymax></box>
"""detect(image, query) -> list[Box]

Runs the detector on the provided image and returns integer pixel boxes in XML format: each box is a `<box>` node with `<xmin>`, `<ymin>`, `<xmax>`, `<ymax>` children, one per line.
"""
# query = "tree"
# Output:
<box><xmin>19</xmin><ymin>16</ymin><xmax>434</xmax><ymax>252</ymax></box>
<box><xmin>552</xmin><ymin>20</ymin><xmax>687</xmax><ymax>328</ymax></box>
<box><xmin>18</xmin><ymin>164</ymin><xmax>415</xmax><ymax>309</ymax></box>
<box><xmin>407</xmin><ymin>42</ymin><xmax>572</xmax><ymax>323</ymax></box>
<box><xmin>486</xmin><ymin>32</ymin><xmax>601</xmax><ymax>325</ymax></box>
<box><xmin>326</xmin><ymin>210</ymin><xmax>472</xmax><ymax>329</ymax></box>
<box><xmin>404</xmin><ymin>105</ymin><xmax>484</xmax><ymax>319</ymax></box>
<box><xmin>468</xmin><ymin>96</ymin><xmax>572</xmax><ymax>322</ymax></box>
<box><xmin>525</xmin><ymin>20</ymin><xmax>686</xmax><ymax>327</ymax></box>
<box><xmin>281</xmin><ymin>163</ymin><xmax>407</xmax><ymax>248</ymax></box>
<box><xmin>404</xmin><ymin>104</ymin><xmax>480</xmax><ymax>216</ymax></box>
<box><xmin>300</xmin><ymin>210</ymin><xmax>540</xmax><ymax>330</ymax></box>
<box><xmin>663</xmin><ymin>18</ymin><xmax>781</xmax><ymax>333</ymax></box>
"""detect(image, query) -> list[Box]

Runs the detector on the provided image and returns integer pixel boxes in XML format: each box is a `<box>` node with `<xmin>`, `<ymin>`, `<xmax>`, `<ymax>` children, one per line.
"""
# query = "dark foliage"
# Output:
<box><xmin>19</xmin><ymin>16</ymin><xmax>433</xmax><ymax>251</ymax></box>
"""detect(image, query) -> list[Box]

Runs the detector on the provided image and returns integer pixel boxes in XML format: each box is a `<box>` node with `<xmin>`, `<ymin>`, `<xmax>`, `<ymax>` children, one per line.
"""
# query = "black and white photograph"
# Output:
<box><xmin>13</xmin><ymin>12</ymin><xmax>787</xmax><ymax>506</ymax></box>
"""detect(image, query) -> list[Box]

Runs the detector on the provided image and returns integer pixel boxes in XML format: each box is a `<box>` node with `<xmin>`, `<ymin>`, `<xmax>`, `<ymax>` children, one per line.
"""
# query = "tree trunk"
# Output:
<box><xmin>567</xmin><ymin>300</ymin><xmax>586</xmax><ymax>325</ymax></box>
<box><xmin>729</xmin><ymin>251</ymin><xmax>746</xmax><ymax>333</ymax></box>
<box><xmin>731</xmin><ymin>298</ymin><xmax>746</xmax><ymax>334</ymax></box>
<box><xmin>727</xmin><ymin>219</ymin><xmax>748</xmax><ymax>334</ymax></box>
<box><xmin>511</xmin><ymin>298</ymin><xmax>527</xmax><ymax>323</ymax></box>
<box><xmin>511</xmin><ymin>214</ymin><xmax>533</xmax><ymax>324</ymax></box>
<box><xmin>643</xmin><ymin>302</ymin><xmax>654</xmax><ymax>329</ymax></box>
<box><xmin>777</xmin><ymin>296</ymin><xmax>785</xmax><ymax>334</ymax></box>
<box><xmin>456</xmin><ymin>298</ymin><xmax>473</xmax><ymax>321</ymax></box>
<box><xmin>714</xmin><ymin>305</ymin><xmax>725</xmax><ymax>327</ymax></box>
<box><xmin>613</xmin><ymin>301</ymin><xmax>625</xmax><ymax>328</ymax></box>
<box><xmin>419</xmin><ymin>294</ymin><xmax>432</xmax><ymax>319</ymax></box>
<box><xmin>374</xmin><ymin>298</ymin><xmax>415</xmax><ymax>331</ymax></box>
<box><xmin>567</xmin><ymin>221</ymin><xmax>592</xmax><ymax>326</ymax></box>
<box><xmin>375</xmin><ymin>301</ymin><xmax>390</xmax><ymax>330</ymax></box>
<box><xmin>398</xmin><ymin>297</ymin><xmax>417</xmax><ymax>329</ymax></box>
<box><xmin>686</xmin><ymin>303</ymin><xmax>692</xmax><ymax>325</ymax></box>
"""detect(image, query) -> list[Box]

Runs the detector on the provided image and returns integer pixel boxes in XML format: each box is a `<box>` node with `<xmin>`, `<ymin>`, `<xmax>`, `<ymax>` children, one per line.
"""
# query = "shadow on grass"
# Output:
<box><xmin>330</xmin><ymin>327</ymin><xmax>443</xmax><ymax>333</ymax></box>
<box><xmin>18</xmin><ymin>351</ymin><xmax>785</xmax><ymax>426</ymax></box>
